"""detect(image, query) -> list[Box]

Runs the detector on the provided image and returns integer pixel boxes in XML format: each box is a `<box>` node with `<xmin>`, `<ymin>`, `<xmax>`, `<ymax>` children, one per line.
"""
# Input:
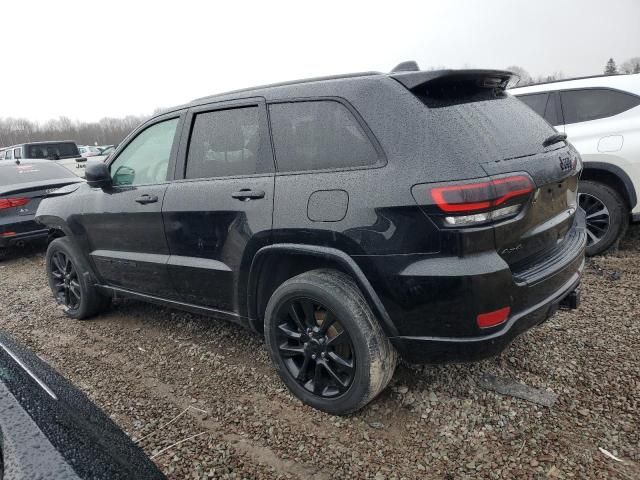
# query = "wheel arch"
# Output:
<box><xmin>41</xmin><ymin>216</ymin><xmax>102</xmax><ymax>285</ymax></box>
<box><xmin>247</xmin><ymin>244</ymin><xmax>398</xmax><ymax>337</ymax></box>
<box><xmin>581</xmin><ymin>161</ymin><xmax>637</xmax><ymax>212</ymax></box>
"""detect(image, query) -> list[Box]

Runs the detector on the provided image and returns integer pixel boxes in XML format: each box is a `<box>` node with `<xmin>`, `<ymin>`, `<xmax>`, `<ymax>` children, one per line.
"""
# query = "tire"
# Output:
<box><xmin>578</xmin><ymin>180</ymin><xmax>629</xmax><ymax>256</ymax></box>
<box><xmin>46</xmin><ymin>237</ymin><xmax>111</xmax><ymax>319</ymax></box>
<box><xmin>264</xmin><ymin>269</ymin><xmax>397</xmax><ymax>415</ymax></box>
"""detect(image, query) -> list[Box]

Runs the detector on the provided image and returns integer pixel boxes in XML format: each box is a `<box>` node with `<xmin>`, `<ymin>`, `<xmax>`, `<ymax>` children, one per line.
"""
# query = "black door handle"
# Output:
<box><xmin>231</xmin><ymin>189</ymin><xmax>265</xmax><ymax>201</ymax></box>
<box><xmin>135</xmin><ymin>194</ymin><xmax>158</xmax><ymax>204</ymax></box>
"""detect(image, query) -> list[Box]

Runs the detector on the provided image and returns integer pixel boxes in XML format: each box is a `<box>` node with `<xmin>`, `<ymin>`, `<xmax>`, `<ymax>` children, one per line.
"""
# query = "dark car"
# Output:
<box><xmin>2</xmin><ymin>141</ymin><xmax>85</xmax><ymax>162</ymax></box>
<box><xmin>36</xmin><ymin>64</ymin><xmax>586</xmax><ymax>415</ymax></box>
<box><xmin>0</xmin><ymin>160</ymin><xmax>82</xmax><ymax>258</ymax></box>
<box><xmin>0</xmin><ymin>331</ymin><xmax>165</xmax><ymax>479</ymax></box>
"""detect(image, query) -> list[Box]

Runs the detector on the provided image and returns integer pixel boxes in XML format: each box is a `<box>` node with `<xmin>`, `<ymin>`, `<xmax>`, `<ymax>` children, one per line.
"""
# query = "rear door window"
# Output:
<box><xmin>560</xmin><ymin>88</ymin><xmax>640</xmax><ymax>124</ymax></box>
<box><xmin>185</xmin><ymin>106</ymin><xmax>271</xmax><ymax>179</ymax></box>
<box><xmin>269</xmin><ymin>100</ymin><xmax>379</xmax><ymax>172</ymax></box>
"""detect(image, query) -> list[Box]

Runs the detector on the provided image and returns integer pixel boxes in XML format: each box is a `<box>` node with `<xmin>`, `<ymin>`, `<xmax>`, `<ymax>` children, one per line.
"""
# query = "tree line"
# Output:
<box><xmin>604</xmin><ymin>57</ymin><xmax>640</xmax><ymax>75</ymax></box>
<box><xmin>507</xmin><ymin>55</ymin><xmax>639</xmax><ymax>87</ymax></box>
<box><xmin>0</xmin><ymin>115</ymin><xmax>150</xmax><ymax>149</ymax></box>
<box><xmin>2</xmin><ymin>55</ymin><xmax>638</xmax><ymax>147</ymax></box>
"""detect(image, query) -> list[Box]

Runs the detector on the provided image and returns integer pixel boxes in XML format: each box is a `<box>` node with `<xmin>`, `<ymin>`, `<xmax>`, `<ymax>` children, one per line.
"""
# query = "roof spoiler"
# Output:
<box><xmin>390</xmin><ymin>69</ymin><xmax>514</xmax><ymax>91</ymax></box>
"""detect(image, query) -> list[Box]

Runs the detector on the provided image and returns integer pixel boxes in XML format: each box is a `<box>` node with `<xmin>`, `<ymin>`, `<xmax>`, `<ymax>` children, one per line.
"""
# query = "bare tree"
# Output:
<box><xmin>505</xmin><ymin>65</ymin><xmax>532</xmax><ymax>87</ymax></box>
<box><xmin>0</xmin><ymin>115</ymin><xmax>150</xmax><ymax>148</ymax></box>
<box><xmin>620</xmin><ymin>57</ymin><xmax>640</xmax><ymax>74</ymax></box>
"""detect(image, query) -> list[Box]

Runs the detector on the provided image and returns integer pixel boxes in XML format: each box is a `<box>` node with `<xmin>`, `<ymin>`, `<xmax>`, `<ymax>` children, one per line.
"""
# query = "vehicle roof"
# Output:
<box><xmin>153</xmin><ymin>67</ymin><xmax>506</xmax><ymax>117</ymax></box>
<box><xmin>22</xmin><ymin>140</ymin><xmax>78</xmax><ymax>145</ymax></box>
<box><xmin>2</xmin><ymin>140</ymin><xmax>79</xmax><ymax>149</ymax></box>
<box><xmin>509</xmin><ymin>73</ymin><xmax>640</xmax><ymax>96</ymax></box>
<box><xmin>189</xmin><ymin>71</ymin><xmax>383</xmax><ymax>105</ymax></box>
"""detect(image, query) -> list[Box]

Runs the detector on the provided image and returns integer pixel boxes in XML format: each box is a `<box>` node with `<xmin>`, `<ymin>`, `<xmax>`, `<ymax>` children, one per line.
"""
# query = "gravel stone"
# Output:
<box><xmin>0</xmin><ymin>226</ymin><xmax>639</xmax><ymax>478</ymax></box>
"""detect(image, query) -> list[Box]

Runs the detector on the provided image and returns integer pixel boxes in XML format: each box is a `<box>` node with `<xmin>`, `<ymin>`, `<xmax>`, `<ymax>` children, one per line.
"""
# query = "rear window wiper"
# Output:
<box><xmin>542</xmin><ymin>132</ymin><xmax>567</xmax><ymax>148</ymax></box>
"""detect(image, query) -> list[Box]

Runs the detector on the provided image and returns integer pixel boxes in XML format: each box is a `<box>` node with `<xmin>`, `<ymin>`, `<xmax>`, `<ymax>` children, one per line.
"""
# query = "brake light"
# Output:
<box><xmin>0</xmin><ymin>198</ymin><xmax>30</xmax><ymax>210</ymax></box>
<box><xmin>477</xmin><ymin>306</ymin><xmax>511</xmax><ymax>328</ymax></box>
<box><xmin>430</xmin><ymin>175</ymin><xmax>534</xmax><ymax>213</ymax></box>
<box><xmin>0</xmin><ymin>232</ymin><xmax>16</xmax><ymax>238</ymax></box>
<box><xmin>428</xmin><ymin>175</ymin><xmax>534</xmax><ymax>226</ymax></box>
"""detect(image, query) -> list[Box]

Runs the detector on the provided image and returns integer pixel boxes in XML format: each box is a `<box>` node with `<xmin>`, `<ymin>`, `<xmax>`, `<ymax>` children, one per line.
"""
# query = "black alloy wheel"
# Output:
<box><xmin>579</xmin><ymin>192</ymin><xmax>610</xmax><ymax>248</ymax></box>
<box><xmin>275</xmin><ymin>298</ymin><xmax>355</xmax><ymax>399</ymax></box>
<box><xmin>50</xmin><ymin>250</ymin><xmax>82</xmax><ymax>310</ymax></box>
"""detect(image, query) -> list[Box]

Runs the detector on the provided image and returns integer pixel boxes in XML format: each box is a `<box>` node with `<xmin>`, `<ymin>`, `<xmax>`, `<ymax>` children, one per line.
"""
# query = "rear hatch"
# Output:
<box><xmin>398</xmin><ymin>70</ymin><xmax>582</xmax><ymax>271</ymax></box>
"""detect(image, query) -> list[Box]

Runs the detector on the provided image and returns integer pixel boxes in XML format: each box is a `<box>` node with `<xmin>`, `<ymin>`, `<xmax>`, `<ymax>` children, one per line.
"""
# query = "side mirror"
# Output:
<box><xmin>85</xmin><ymin>162</ymin><xmax>112</xmax><ymax>188</ymax></box>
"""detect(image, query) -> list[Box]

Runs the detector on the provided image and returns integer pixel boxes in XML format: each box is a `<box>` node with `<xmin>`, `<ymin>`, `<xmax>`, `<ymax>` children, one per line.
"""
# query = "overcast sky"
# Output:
<box><xmin>2</xmin><ymin>0</ymin><xmax>638</xmax><ymax>122</ymax></box>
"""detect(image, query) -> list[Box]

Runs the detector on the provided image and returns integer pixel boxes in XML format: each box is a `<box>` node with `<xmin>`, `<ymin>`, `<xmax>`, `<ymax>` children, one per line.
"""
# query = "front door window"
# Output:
<box><xmin>110</xmin><ymin>118</ymin><xmax>179</xmax><ymax>186</ymax></box>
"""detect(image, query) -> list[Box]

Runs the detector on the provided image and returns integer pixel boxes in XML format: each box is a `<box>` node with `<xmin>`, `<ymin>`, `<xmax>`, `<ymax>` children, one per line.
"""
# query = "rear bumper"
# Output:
<box><xmin>389</xmin><ymin>266</ymin><xmax>582</xmax><ymax>363</ymax></box>
<box><xmin>0</xmin><ymin>218</ymin><xmax>48</xmax><ymax>247</ymax></box>
<box><xmin>355</xmin><ymin>209</ymin><xmax>586</xmax><ymax>364</ymax></box>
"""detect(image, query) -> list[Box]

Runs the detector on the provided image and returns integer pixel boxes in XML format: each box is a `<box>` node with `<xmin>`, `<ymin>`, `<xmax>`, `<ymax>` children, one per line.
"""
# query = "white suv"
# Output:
<box><xmin>511</xmin><ymin>74</ymin><xmax>640</xmax><ymax>255</ymax></box>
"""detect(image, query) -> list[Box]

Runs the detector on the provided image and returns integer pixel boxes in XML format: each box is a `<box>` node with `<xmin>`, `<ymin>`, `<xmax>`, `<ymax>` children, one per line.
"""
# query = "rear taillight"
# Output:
<box><xmin>429</xmin><ymin>175</ymin><xmax>534</xmax><ymax>226</ymax></box>
<box><xmin>0</xmin><ymin>198</ymin><xmax>30</xmax><ymax>210</ymax></box>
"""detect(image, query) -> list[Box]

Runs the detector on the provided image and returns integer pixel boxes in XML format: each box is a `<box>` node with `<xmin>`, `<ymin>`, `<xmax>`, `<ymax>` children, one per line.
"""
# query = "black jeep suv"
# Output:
<box><xmin>36</xmin><ymin>64</ymin><xmax>586</xmax><ymax>414</ymax></box>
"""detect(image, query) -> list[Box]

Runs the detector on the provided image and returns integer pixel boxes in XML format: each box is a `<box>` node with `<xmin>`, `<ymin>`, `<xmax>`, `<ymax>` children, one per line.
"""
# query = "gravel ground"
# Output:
<box><xmin>0</xmin><ymin>228</ymin><xmax>639</xmax><ymax>479</ymax></box>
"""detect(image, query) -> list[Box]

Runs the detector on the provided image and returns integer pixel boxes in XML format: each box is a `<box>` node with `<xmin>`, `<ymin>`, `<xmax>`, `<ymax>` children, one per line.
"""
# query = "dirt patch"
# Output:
<box><xmin>1</xmin><ymin>227</ymin><xmax>639</xmax><ymax>479</ymax></box>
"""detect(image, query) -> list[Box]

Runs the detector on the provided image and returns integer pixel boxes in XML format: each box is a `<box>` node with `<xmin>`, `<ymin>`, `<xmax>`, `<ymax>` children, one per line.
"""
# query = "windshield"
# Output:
<box><xmin>25</xmin><ymin>142</ymin><xmax>80</xmax><ymax>160</ymax></box>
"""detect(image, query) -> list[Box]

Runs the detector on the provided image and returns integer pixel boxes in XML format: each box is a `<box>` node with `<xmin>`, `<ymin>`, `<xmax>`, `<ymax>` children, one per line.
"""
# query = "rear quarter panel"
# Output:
<box><xmin>563</xmin><ymin>105</ymin><xmax>640</xmax><ymax>214</ymax></box>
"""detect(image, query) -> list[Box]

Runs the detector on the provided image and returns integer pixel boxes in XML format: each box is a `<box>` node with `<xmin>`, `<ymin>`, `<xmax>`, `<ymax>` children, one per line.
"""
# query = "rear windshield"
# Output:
<box><xmin>0</xmin><ymin>162</ymin><xmax>76</xmax><ymax>186</ymax></box>
<box><xmin>414</xmin><ymin>85</ymin><xmax>556</xmax><ymax>161</ymax></box>
<box><xmin>25</xmin><ymin>142</ymin><xmax>80</xmax><ymax>159</ymax></box>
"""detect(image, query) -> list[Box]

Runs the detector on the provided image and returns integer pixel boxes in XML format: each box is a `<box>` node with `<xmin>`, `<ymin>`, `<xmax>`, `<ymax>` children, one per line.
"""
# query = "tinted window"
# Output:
<box><xmin>186</xmin><ymin>106</ymin><xmax>265</xmax><ymax>179</ymax></box>
<box><xmin>413</xmin><ymin>91</ymin><xmax>555</xmax><ymax>160</ymax></box>
<box><xmin>5</xmin><ymin>150</ymin><xmax>13</xmax><ymax>160</ymax></box>
<box><xmin>561</xmin><ymin>88</ymin><xmax>640</xmax><ymax>124</ymax></box>
<box><xmin>517</xmin><ymin>92</ymin><xmax>561</xmax><ymax>126</ymax></box>
<box><xmin>0</xmin><ymin>162</ymin><xmax>76</xmax><ymax>186</ymax></box>
<box><xmin>518</xmin><ymin>93</ymin><xmax>548</xmax><ymax>117</ymax></box>
<box><xmin>13</xmin><ymin>148</ymin><xmax>21</xmax><ymax>159</ymax></box>
<box><xmin>269</xmin><ymin>101</ymin><xmax>378</xmax><ymax>172</ymax></box>
<box><xmin>110</xmin><ymin>118</ymin><xmax>179</xmax><ymax>186</ymax></box>
<box><xmin>543</xmin><ymin>93</ymin><xmax>561</xmax><ymax>126</ymax></box>
<box><xmin>26</xmin><ymin>142</ymin><xmax>79</xmax><ymax>159</ymax></box>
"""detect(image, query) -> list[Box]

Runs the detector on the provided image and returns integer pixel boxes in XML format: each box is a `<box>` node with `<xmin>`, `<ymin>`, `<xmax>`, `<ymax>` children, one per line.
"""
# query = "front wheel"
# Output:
<box><xmin>264</xmin><ymin>269</ymin><xmax>397</xmax><ymax>415</ymax></box>
<box><xmin>578</xmin><ymin>180</ymin><xmax>628</xmax><ymax>256</ymax></box>
<box><xmin>46</xmin><ymin>237</ymin><xmax>110</xmax><ymax>319</ymax></box>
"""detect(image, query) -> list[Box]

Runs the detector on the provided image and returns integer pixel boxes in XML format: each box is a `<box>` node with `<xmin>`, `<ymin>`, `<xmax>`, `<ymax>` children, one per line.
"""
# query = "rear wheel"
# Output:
<box><xmin>46</xmin><ymin>237</ymin><xmax>110</xmax><ymax>319</ymax></box>
<box><xmin>578</xmin><ymin>180</ymin><xmax>628</xmax><ymax>256</ymax></box>
<box><xmin>264</xmin><ymin>269</ymin><xmax>397</xmax><ymax>415</ymax></box>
